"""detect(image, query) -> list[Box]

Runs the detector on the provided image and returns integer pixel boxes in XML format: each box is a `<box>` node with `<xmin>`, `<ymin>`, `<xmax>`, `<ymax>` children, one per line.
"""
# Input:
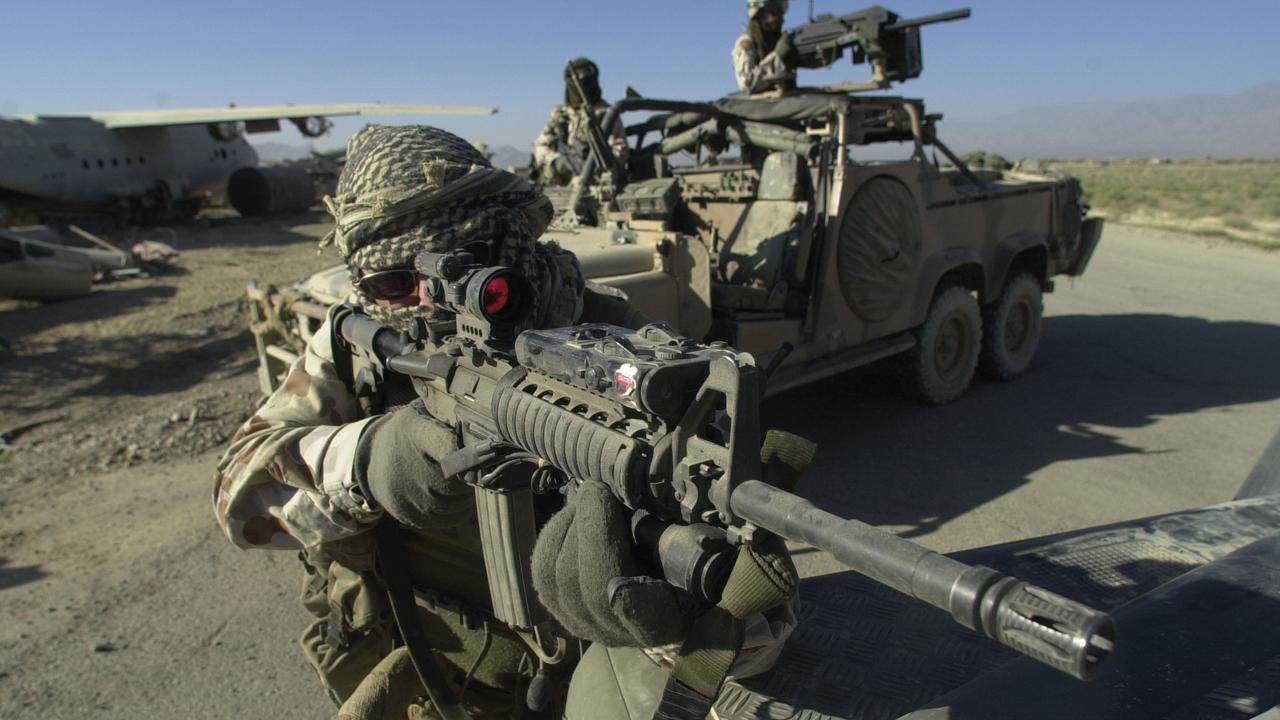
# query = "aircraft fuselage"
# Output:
<box><xmin>0</xmin><ymin>117</ymin><xmax>257</xmax><ymax>205</ymax></box>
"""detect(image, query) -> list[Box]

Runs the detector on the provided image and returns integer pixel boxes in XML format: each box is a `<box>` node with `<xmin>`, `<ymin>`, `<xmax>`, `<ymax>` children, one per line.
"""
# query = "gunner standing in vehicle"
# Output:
<box><xmin>733</xmin><ymin>0</ymin><xmax>840</xmax><ymax>94</ymax></box>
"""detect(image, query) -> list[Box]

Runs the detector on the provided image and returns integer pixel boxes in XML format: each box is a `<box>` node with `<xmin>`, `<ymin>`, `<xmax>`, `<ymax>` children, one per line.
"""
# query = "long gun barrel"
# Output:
<box><xmin>883</xmin><ymin>8</ymin><xmax>971</xmax><ymax>32</ymax></box>
<box><xmin>731</xmin><ymin>480</ymin><xmax>1115</xmax><ymax>680</ymax></box>
<box><xmin>335</xmin><ymin>299</ymin><xmax>1114</xmax><ymax>682</ymax></box>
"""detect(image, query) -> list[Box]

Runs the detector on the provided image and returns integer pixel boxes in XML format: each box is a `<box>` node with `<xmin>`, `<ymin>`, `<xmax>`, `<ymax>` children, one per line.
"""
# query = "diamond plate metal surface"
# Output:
<box><xmin>711</xmin><ymin>496</ymin><xmax>1280</xmax><ymax>720</ymax></box>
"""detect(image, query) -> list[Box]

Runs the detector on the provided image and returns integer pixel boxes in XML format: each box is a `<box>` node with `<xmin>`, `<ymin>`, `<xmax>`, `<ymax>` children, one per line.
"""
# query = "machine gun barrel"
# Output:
<box><xmin>883</xmin><ymin>8</ymin><xmax>970</xmax><ymax>32</ymax></box>
<box><xmin>730</xmin><ymin>480</ymin><xmax>1115</xmax><ymax>681</ymax></box>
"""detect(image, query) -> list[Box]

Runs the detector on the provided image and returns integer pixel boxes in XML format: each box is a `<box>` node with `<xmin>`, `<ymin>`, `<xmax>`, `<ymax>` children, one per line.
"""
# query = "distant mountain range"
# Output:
<box><xmin>940</xmin><ymin>83</ymin><xmax>1280</xmax><ymax>160</ymax></box>
<box><xmin>250</xmin><ymin>84</ymin><xmax>1280</xmax><ymax>163</ymax></box>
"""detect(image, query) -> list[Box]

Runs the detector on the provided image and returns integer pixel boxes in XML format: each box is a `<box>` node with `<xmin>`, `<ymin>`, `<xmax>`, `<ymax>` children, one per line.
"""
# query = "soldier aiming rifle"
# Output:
<box><xmin>214</xmin><ymin>124</ymin><xmax>786</xmax><ymax>719</ymax></box>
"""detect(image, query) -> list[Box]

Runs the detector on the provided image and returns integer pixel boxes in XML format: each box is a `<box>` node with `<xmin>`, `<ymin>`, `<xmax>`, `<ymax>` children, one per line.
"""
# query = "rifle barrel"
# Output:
<box><xmin>883</xmin><ymin>8</ymin><xmax>971</xmax><ymax>32</ymax></box>
<box><xmin>730</xmin><ymin>480</ymin><xmax>1114</xmax><ymax>681</ymax></box>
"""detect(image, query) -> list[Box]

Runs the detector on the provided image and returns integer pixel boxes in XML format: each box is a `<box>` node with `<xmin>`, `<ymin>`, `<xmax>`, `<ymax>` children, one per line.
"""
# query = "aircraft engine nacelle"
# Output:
<box><xmin>291</xmin><ymin>116</ymin><xmax>333</xmax><ymax>138</ymax></box>
<box><xmin>227</xmin><ymin>165</ymin><xmax>316</xmax><ymax>217</ymax></box>
<box><xmin>207</xmin><ymin>121</ymin><xmax>245</xmax><ymax>142</ymax></box>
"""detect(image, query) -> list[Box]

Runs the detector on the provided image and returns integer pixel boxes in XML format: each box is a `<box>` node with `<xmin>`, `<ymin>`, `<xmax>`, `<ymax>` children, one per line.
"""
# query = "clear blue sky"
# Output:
<box><xmin>3</xmin><ymin>0</ymin><xmax>1278</xmax><ymax>151</ymax></box>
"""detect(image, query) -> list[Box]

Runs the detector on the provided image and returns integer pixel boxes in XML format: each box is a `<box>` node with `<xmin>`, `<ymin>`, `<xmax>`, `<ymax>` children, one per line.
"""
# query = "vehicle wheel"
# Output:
<box><xmin>901</xmin><ymin>284</ymin><xmax>982</xmax><ymax>405</ymax></box>
<box><xmin>979</xmin><ymin>272</ymin><xmax>1043</xmax><ymax>381</ymax></box>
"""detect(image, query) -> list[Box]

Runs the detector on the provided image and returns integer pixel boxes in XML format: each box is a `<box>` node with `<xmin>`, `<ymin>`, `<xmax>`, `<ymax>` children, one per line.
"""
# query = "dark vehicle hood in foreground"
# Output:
<box><xmin>714</xmin><ymin>494</ymin><xmax>1280</xmax><ymax>719</ymax></box>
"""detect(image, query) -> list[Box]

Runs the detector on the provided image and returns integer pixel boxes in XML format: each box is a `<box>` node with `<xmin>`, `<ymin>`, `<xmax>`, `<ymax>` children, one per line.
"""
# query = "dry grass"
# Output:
<box><xmin>1057</xmin><ymin>160</ymin><xmax>1280</xmax><ymax>249</ymax></box>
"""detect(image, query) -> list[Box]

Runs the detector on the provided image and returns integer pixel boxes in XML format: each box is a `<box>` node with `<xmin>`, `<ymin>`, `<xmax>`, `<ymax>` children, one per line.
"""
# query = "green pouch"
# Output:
<box><xmin>297</xmin><ymin>544</ymin><xmax>393</xmax><ymax>705</ymax></box>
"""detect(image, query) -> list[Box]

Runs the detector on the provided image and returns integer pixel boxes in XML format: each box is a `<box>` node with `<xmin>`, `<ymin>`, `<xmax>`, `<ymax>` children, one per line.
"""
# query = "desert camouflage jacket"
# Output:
<box><xmin>214</xmin><ymin>316</ymin><xmax>380</xmax><ymax>550</ymax></box>
<box><xmin>214</xmin><ymin>285</ymin><xmax>646</xmax><ymax>550</ymax></box>
<box><xmin>732</xmin><ymin>32</ymin><xmax>791</xmax><ymax>93</ymax></box>
<box><xmin>531</xmin><ymin>101</ymin><xmax>628</xmax><ymax>175</ymax></box>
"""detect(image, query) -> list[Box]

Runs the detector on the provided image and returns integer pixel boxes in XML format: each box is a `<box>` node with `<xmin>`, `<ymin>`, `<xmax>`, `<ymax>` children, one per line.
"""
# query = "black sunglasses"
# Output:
<box><xmin>356</xmin><ymin>242</ymin><xmax>497</xmax><ymax>301</ymax></box>
<box><xmin>356</xmin><ymin>268</ymin><xmax>419</xmax><ymax>301</ymax></box>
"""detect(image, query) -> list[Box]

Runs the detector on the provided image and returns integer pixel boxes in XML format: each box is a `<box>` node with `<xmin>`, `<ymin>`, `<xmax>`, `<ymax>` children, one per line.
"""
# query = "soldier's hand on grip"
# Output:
<box><xmin>531</xmin><ymin>481</ymin><xmax>691</xmax><ymax>648</ymax></box>
<box><xmin>356</xmin><ymin>400</ymin><xmax>473</xmax><ymax>530</ymax></box>
<box><xmin>774</xmin><ymin>31</ymin><xmax>800</xmax><ymax>68</ymax></box>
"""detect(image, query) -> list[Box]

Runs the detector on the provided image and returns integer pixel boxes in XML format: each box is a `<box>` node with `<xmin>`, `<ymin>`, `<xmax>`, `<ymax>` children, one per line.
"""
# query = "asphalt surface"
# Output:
<box><xmin>2</xmin><ymin>223</ymin><xmax>1278</xmax><ymax>719</ymax></box>
<box><xmin>771</xmin><ymin>224</ymin><xmax>1280</xmax><ymax>575</ymax></box>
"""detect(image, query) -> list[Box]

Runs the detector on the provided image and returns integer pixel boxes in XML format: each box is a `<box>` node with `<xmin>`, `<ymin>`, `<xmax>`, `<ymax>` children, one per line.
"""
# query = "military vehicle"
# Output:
<box><xmin>248</xmin><ymin>96</ymin><xmax>1100</xmax><ymax>404</ymax></box>
<box><xmin>248</xmin><ymin>6</ymin><xmax>1102</xmax><ymax>404</ymax></box>
<box><xmin>0</xmin><ymin>102</ymin><xmax>495</xmax><ymax>226</ymax></box>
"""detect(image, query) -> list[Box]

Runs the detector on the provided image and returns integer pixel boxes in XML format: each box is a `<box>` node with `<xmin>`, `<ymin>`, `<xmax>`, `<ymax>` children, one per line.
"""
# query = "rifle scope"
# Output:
<box><xmin>413</xmin><ymin>250</ymin><xmax>532</xmax><ymax>326</ymax></box>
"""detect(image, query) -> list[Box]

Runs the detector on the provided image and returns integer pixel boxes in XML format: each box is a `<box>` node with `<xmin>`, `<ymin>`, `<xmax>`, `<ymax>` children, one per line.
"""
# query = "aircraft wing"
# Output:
<box><xmin>36</xmin><ymin>102</ymin><xmax>497</xmax><ymax>129</ymax></box>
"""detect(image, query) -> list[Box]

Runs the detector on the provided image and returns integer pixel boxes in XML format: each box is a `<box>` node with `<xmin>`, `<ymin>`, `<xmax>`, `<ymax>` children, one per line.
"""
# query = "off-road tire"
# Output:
<box><xmin>979</xmin><ymin>272</ymin><xmax>1043</xmax><ymax>381</ymax></box>
<box><xmin>901</xmin><ymin>284</ymin><xmax>982</xmax><ymax>405</ymax></box>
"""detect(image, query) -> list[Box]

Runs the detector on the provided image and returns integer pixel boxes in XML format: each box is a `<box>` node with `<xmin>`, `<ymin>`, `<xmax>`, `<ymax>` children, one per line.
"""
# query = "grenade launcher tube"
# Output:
<box><xmin>730</xmin><ymin>480</ymin><xmax>1115</xmax><ymax>681</ymax></box>
<box><xmin>339</xmin><ymin>314</ymin><xmax>652</xmax><ymax>508</ymax></box>
<box><xmin>489</xmin><ymin>382</ymin><xmax>649</xmax><ymax>509</ymax></box>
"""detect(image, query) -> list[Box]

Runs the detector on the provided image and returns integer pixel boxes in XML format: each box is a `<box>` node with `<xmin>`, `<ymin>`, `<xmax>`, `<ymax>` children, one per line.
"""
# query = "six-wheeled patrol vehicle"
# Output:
<box><xmin>249</xmin><ymin>90</ymin><xmax>1101</xmax><ymax>404</ymax></box>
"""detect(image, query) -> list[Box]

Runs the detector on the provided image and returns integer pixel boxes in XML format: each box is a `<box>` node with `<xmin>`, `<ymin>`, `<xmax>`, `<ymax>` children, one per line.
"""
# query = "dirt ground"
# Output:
<box><xmin>0</xmin><ymin>214</ymin><xmax>339</xmax><ymax>719</ymax></box>
<box><xmin>0</xmin><ymin>214</ymin><xmax>336</xmax><ymax>486</ymax></box>
<box><xmin>1</xmin><ymin>218</ymin><xmax>1278</xmax><ymax>719</ymax></box>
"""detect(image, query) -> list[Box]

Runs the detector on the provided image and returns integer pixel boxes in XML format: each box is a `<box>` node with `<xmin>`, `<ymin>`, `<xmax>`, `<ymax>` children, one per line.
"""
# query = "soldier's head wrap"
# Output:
<box><xmin>322</xmin><ymin>125</ymin><xmax>584</xmax><ymax>331</ymax></box>
<box><xmin>563</xmin><ymin>57</ymin><xmax>602</xmax><ymax>108</ymax></box>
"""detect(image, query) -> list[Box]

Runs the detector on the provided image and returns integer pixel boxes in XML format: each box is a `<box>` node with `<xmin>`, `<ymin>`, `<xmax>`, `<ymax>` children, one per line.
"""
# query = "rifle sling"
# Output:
<box><xmin>374</xmin><ymin>518</ymin><xmax>474</xmax><ymax>720</ymax></box>
<box><xmin>654</xmin><ymin>543</ymin><xmax>794</xmax><ymax>720</ymax></box>
<box><xmin>655</xmin><ymin>430</ymin><xmax>812</xmax><ymax>720</ymax></box>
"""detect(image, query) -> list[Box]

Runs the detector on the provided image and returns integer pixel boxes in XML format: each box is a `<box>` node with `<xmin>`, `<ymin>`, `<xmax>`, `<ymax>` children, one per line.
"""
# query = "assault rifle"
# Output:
<box><xmin>335</xmin><ymin>249</ymin><xmax>1115</xmax><ymax>704</ymax></box>
<box><xmin>564</xmin><ymin>60</ymin><xmax>622</xmax><ymax>183</ymax></box>
<box><xmin>786</xmin><ymin>6</ymin><xmax>970</xmax><ymax>86</ymax></box>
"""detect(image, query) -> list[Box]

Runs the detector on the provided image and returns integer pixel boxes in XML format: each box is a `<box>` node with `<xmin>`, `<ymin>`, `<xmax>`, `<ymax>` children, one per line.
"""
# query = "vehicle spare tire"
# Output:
<box><xmin>227</xmin><ymin>165</ymin><xmax>316</xmax><ymax>217</ymax></box>
<box><xmin>836</xmin><ymin>177</ymin><xmax>922</xmax><ymax>322</ymax></box>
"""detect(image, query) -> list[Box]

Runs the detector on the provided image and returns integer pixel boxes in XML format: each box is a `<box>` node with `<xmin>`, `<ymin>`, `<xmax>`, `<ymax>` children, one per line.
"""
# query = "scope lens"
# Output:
<box><xmin>483</xmin><ymin>276</ymin><xmax>511</xmax><ymax>316</ymax></box>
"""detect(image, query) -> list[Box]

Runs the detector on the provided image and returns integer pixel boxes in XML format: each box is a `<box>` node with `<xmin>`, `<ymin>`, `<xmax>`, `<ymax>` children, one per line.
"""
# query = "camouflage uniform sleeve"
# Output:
<box><xmin>212</xmin><ymin>316</ymin><xmax>382</xmax><ymax>551</ymax></box>
<box><xmin>532</xmin><ymin>105</ymin><xmax>568</xmax><ymax>168</ymax></box>
<box><xmin>732</xmin><ymin>33</ymin><xmax>790</xmax><ymax>93</ymax></box>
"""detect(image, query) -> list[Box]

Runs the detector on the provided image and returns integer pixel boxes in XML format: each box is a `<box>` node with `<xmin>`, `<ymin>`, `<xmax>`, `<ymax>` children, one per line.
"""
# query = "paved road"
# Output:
<box><xmin>769</xmin><ymin>225</ymin><xmax>1280</xmax><ymax>575</ymax></box>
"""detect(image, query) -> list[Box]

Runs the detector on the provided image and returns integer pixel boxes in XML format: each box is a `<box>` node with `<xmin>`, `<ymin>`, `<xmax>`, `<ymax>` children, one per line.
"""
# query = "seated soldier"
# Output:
<box><xmin>531</xmin><ymin>58</ymin><xmax>628</xmax><ymax>187</ymax></box>
<box><xmin>213</xmin><ymin>125</ymin><xmax>793</xmax><ymax>719</ymax></box>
